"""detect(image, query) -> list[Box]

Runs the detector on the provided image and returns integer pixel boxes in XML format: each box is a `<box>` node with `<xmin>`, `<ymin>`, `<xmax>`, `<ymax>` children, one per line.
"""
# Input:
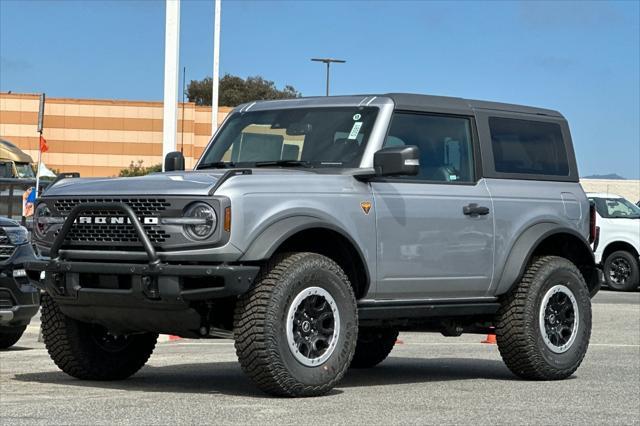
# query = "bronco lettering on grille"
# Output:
<box><xmin>74</xmin><ymin>216</ymin><xmax>159</xmax><ymax>225</ymax></box>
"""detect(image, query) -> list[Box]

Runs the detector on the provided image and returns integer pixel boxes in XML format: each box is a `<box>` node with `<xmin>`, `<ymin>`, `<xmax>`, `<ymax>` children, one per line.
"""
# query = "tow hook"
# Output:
<box><xmin>52</xmin><ymin>272</ymin><xmax>66</xmax><ymax>295</ymax></box>
<box><xmin>142</xmin><ymin>275</ymin><xmax>160</xmax><ymax>300</ymax></box>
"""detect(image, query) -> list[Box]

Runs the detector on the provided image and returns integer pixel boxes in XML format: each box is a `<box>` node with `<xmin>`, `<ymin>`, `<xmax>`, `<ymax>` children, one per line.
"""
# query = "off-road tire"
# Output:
<box><xmin>234</xmin><ymin>252</ymin><xmax>358</xmax><ymax>397</ymax></box>
<box><xmin>0</xmin><ymin>325</ymin><xmax>26</xmax><ymax>349</ymax></box>
<box><xmin>41</xmin><ymin>294</ymin><xmax>158</xmax><ymax>380</ymax></box>
<box><xmin>603</xmin><ymin>250</ymin><xmax>639</xmax><ymax>292</ymax></box>
<box><xmin>350</xmin><ymin>327</ymin><xmax>399</xmax><ymax>368</ymax></box>
<box><xmin>496</xmin><ymin>256</ymin><xmax>591</xmax><ymax>380</ymax></box>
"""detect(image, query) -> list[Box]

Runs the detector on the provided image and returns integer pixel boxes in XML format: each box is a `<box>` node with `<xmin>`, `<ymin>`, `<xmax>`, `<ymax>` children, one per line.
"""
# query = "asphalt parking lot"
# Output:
<box><xmin>1</xmin><ymin>290</ymin><xmax>639</xmax><ymax>425</ymax></box>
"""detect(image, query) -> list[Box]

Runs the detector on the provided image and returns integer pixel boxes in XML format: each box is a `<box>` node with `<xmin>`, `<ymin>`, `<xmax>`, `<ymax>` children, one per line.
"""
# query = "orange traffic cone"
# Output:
<box><xmin>481</xmin><ymin>333</ymin><xmax>496</xmax><ymax>344</ymax></box>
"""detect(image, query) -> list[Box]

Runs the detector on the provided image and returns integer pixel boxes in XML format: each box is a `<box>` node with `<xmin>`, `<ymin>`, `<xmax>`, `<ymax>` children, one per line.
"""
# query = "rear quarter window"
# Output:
<box><xmin>489</xmin><ymin>117</ymin><xmax>569</xmax><ymax>176</ymax></box>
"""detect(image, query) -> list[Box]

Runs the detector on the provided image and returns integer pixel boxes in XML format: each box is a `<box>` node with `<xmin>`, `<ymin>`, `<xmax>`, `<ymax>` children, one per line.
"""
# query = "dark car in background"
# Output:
<box><xmin>0</xmin><ymin>217</ymin><xmax>40</xmax><ymax>348</ymax></box>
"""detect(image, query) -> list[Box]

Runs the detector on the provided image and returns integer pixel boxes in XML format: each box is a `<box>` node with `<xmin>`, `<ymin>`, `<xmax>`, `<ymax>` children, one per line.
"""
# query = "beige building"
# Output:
<box><xmin>580</xmin><ymin>179</ymin><xmax>640</xmax><ymax>203</ymax></box>
<box><xmin>0</xmin><ymin>92</ymin><xmax>231</xmax><ymax>177</ymax></box>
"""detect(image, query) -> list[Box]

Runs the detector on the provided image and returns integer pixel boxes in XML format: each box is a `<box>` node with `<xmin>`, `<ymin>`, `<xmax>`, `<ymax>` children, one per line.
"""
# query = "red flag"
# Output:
<box><xmin>39</xmin><ymin>135</ymin><xmax>48</xmax><ymax>153</ymax></box>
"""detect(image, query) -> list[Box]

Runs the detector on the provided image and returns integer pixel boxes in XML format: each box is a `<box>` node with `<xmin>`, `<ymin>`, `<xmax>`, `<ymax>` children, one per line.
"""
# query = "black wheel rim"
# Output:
<box><xmin>539</xmin><ymin>284</ymin><xmax>579</xmax><ymax>353</ymax></box>
<box><xmin>286</xmin><ymin>287</ymin><xmax>340</xmax><ymax>366</ymax></box>
<box><xmin>609</xmin><ymin>257</ymin><xmax>632</xmax><ymax>284</ymax></box>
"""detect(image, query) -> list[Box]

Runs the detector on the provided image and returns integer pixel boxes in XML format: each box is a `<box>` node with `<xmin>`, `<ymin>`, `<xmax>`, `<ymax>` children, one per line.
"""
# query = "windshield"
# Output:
<box><xmin>590</xmin><ymin>197</ymin><xmax>640</xmax><ymax>219</ymax></box>
<box><xmin>197</xmin><ymin>107</ymin><xmax>379</xmax><ymax>169</ymax></box>
<box><xmin>14</xmin><ymin>162</ymin><xmax>35</xmax><ymax>178</ymax></box>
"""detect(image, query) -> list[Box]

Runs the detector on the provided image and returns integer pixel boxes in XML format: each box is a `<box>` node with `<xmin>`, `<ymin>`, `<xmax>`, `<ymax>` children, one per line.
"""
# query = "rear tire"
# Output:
<box><xmin>496</xmin><ymin>256</ymin><xmax>591</xmax><ymax>380</ymax></box>
<box><xmin>603</xmin><ymin>250</ymin><xmax>639</xmax><ymax>291</ymax></box>
<box><xmin>350</xmin><ymin>327</ymin><xmax>398</xmax><ymax>368</ymax></box>
<box><xmin>234</xmin><ymin>252</ymin><xmax>358</xmax><ymax>397</ymax></box>
<box><xmin>0</xmin><ymin>325</ymin><xmax>26</xmax><ymax>349</ymax></box>
<box><xmin>41</xmin><ymin>294</ymin><xmax>158</xmax><ymax>380</ymax></box>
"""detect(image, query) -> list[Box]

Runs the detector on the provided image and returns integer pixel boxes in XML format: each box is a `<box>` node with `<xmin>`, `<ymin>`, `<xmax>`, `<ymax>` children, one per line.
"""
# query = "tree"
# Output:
<box><xmin>119</xmin><ymin>160</ymin><xmax>162</xmax><ymax>177</ymax></box>
<box><xmin>187</xmin><ymin>74</ymin><xmax>301</xmax><ymax>107</ymax></box>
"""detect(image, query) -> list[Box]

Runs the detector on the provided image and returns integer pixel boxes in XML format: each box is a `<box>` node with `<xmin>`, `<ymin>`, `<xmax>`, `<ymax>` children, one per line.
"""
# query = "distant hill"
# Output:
<box><xmin>581</xmin><ymin>173</ymin><xmax>626</xmax><ymax>180</ymax></box>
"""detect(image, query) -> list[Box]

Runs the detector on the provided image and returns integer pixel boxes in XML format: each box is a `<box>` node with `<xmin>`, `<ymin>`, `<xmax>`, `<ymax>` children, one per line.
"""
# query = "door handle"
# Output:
<box><xmin>463</xmin><ymin>203</ymin><xmax>490</xmax><ymax>217</ymax></box>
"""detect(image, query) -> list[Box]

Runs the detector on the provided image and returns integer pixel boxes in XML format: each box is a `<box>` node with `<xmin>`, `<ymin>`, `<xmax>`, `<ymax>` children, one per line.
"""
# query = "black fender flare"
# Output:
<box><xmin>494</xmin><ymin>222</ymin><xmax>596</xmax><ymax>296</ymax></box>
<box><xmin>239</xmin><ymin>216</ymin><xmax>371</xmax><ymax>287</ymax></box>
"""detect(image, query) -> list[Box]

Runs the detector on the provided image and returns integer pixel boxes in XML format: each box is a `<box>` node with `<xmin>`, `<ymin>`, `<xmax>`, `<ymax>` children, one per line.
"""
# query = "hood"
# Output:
<box><xmin>0</xmin><ymin>217</ymin><xmax>20</xmax><ymax>228</ymax></box>
<box><xmin>41</xmin><ymin>169</ymin><xmax>316</xmax><ymax>197</ymax></box>
<box><xmin>42</xmin><ymin>171</ymin><xmax>227</xmax><ymax>197</ymax></box>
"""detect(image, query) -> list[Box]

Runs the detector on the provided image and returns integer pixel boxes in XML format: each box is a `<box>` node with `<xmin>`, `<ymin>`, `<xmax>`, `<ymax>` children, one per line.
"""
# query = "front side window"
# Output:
<box><xmin>14</xmin><ymin>162</ymin><xmax>35</xmax><ymax>178</ymax></box>
<box><xmin>489</xmin><ymin>117</ymin><xmax>569</xmax><ymax>176</ymax></box>
<box><xmin>590</xmin><ymin>197</ymin><xmax>640</xmax><ymax>219</ymax></box>
<box><xmin>198</xmin><ymin>107</ymin><xmax>379</xmax><ymax>169</ymax></box>
<box><xmin>383</xmin><ymin>113</ymin><xmax>474</xmax><ymax>183</ymax></box>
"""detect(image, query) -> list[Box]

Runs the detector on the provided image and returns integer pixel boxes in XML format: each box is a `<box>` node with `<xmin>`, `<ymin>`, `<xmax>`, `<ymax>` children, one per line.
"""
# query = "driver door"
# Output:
<box><xmin>372</xmin><ymin>112</ymin><xmax>495</xmax><ymax>300</ymax></box>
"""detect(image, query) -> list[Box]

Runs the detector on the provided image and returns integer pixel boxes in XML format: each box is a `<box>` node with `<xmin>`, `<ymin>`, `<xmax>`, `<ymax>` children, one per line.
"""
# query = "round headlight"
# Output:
<box><xmin>184</xmin><ymin>203</ymin><xmax>217</xmax><ymax>240</ymax></box>
<box><xmin>34</xmin><ymin>203</ymin><xmax>52</xmax><ymax>239</ymax></box>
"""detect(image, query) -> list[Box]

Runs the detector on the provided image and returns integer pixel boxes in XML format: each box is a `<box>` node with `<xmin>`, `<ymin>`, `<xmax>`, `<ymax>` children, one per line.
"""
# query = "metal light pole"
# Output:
<box><xmin>311</xmin><ymin>58</ymin><xmax>346</xmax><ymax>96</ymax></box>
<box><xmin>211</xmin><ymin>0</ymin><xmax>221</xmax><ymax>134</ymax></box>
<box><xmin>162</xmin><ymin>0</ymin><xmax>181</xmax><ymax>170</ymax></box>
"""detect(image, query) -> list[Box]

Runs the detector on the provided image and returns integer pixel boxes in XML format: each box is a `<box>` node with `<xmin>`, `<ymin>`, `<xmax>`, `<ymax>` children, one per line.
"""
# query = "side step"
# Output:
<box><xmin>357</xmin><ymin>301</ymin><xmax>500</xmax><ymax>321</ymax></box>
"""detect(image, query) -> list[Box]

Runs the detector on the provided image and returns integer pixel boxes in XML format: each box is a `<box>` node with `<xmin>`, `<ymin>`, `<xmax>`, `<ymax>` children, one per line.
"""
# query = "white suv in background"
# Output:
<box><xmin>587</xmin><ymin>193</ymin><xmax>640</xmax><ymax>291</ymax></box>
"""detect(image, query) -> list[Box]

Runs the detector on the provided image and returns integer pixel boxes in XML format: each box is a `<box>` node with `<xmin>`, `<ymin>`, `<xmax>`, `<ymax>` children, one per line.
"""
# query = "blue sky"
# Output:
<box><xmin>1</xmin><ymin>0</ymin><xmax>639</xmax><ymax>178</ymax></box>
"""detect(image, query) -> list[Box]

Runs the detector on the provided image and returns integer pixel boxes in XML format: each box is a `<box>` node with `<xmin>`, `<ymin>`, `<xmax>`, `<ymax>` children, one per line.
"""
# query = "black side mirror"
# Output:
<box><xmin>373</xmin><ymin>146</ymin><xmax>420</xmax><ymax>177</ymax></box>
<box><xmin>164</xmin><ymin>151</ymin><xmax>185</xmax><ymax>172</ymax></box>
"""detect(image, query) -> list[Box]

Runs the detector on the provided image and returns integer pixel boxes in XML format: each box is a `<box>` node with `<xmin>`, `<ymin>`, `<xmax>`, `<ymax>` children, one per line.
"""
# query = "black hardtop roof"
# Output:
<box><xmin>383</xmin><ymin>93</ymin><xmax>563</xmax><ymax>117</ymax></box>
<box><xmin>241</xmin><ymin>93</ymin><xmax>563</xmax><ymax>118</ymax></box>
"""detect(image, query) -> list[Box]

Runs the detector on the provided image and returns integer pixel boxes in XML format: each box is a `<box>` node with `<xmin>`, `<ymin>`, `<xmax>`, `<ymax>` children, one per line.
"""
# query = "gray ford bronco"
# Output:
<box><xmin>27</xmin><ymin>94</ymin><xmax>600</xmax><ymax>397</ymax></box>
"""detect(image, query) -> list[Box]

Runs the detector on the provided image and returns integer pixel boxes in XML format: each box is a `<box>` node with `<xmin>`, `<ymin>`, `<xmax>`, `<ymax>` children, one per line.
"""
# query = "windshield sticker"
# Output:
<box><xmin>348</xmin><ymin>122</ymin><xmax>363</xmax><ymax>140</ymax></box>
<box><xmin>352</xmin><ymin>113</ymin><xmax>361</xmax><ymax>121</ymax></box>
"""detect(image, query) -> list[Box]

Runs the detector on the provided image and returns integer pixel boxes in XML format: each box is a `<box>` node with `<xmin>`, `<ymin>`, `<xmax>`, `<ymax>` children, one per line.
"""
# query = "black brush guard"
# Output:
<box><xmin>25</xmin><ymin>202</ymin><xmax>259</xmax><ymax>306</ymax></box>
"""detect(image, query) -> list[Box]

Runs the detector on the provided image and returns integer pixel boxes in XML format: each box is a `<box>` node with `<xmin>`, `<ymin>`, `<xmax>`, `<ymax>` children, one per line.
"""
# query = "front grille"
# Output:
<box><xmin>51</xmin><ymin>198</ymin><xmax>173</xmax><ymax>248</ymax></box>
<box><xmin>53</xmin><ymin>198</ymin><xmax>170</xmax><ymax>216</ymax></box>
<box><xmin>0</xmin><ymin>245</ymin><xmax>15</xmax><ymax>259</ymax></box>
<box><xmin>59</xmin><ymin>224</ymin><xmax>169</xmax><ymax>244</ymax></box>
<box><xmin>0</xmin><ymin>289</ymin><xmax>13</xmax><ymax>309</ymax></box>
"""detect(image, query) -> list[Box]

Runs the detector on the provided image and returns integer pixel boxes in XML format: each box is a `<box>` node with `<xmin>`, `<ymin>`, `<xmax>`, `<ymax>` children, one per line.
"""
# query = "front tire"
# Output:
<box><xmin>603</xmin><ymin>250</ymin><xmax>639</xmax><ymax>291</ymax></box>
<box><xmin>234</xmin><ymin>252</ymin><xmax>358</xmax><ymax>397</ymax></box>
<box><xmin>41</xmin><ymin>295</ymin><xmax>158</xmax><ymax>380</ymax></box>
<box><xmin>350</xmin><ymin>327</ymin><xmax>398</xmax><ymax>368</ymax></box>
<box><xmin>496</xmin><ymin>256</ymin><xmax>591</xmax><ymax>380</ymax></box>
<box><xmin>0</xmin><ymin>325</ymin><xmax>26</xmax><ymax>349</ymax></box>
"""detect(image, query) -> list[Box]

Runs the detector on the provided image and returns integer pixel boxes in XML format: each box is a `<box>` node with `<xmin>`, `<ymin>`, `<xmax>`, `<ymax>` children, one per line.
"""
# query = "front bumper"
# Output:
<box><xmin>0</xmin><ymin>244</ymin><xmax>41</xmax><ymax>327</ymax></box>
<box><xmin>25</xmin><ymin>259</ymin><xmax>259</xmax><ymax>305</ymax></box>
<box><xmin>25</xmin><ymin>258</ymin><xmax>258</xmax><ymax>336</ymax></box>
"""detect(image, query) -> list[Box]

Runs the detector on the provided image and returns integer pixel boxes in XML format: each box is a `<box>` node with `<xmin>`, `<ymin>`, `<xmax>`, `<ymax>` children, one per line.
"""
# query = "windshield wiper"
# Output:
<box><xmin>197</xmin><ymin>161</ymin><xmax>237</xmax><ymax>169</ymax></box>
<box><xmin>253</xmin><ymin>160</ymin><xmax>311</xmax><ymax>168</ymax></box>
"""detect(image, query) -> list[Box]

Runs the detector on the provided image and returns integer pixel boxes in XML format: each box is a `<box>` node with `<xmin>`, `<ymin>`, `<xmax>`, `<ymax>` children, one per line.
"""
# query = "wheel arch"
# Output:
<box><xmin>495</xmin><ymin>223</ymin><xmax>599</xmax><ymax>297</ymax></box>
<box><xmin>601</xmin><ymin>241</ymin><xmax>639</xmax><ymax>263</ymax></box>
<box><xmin>240</xmin><ymin>216</ymin><xmax>371</xmax><ymax>299</ymax></box>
